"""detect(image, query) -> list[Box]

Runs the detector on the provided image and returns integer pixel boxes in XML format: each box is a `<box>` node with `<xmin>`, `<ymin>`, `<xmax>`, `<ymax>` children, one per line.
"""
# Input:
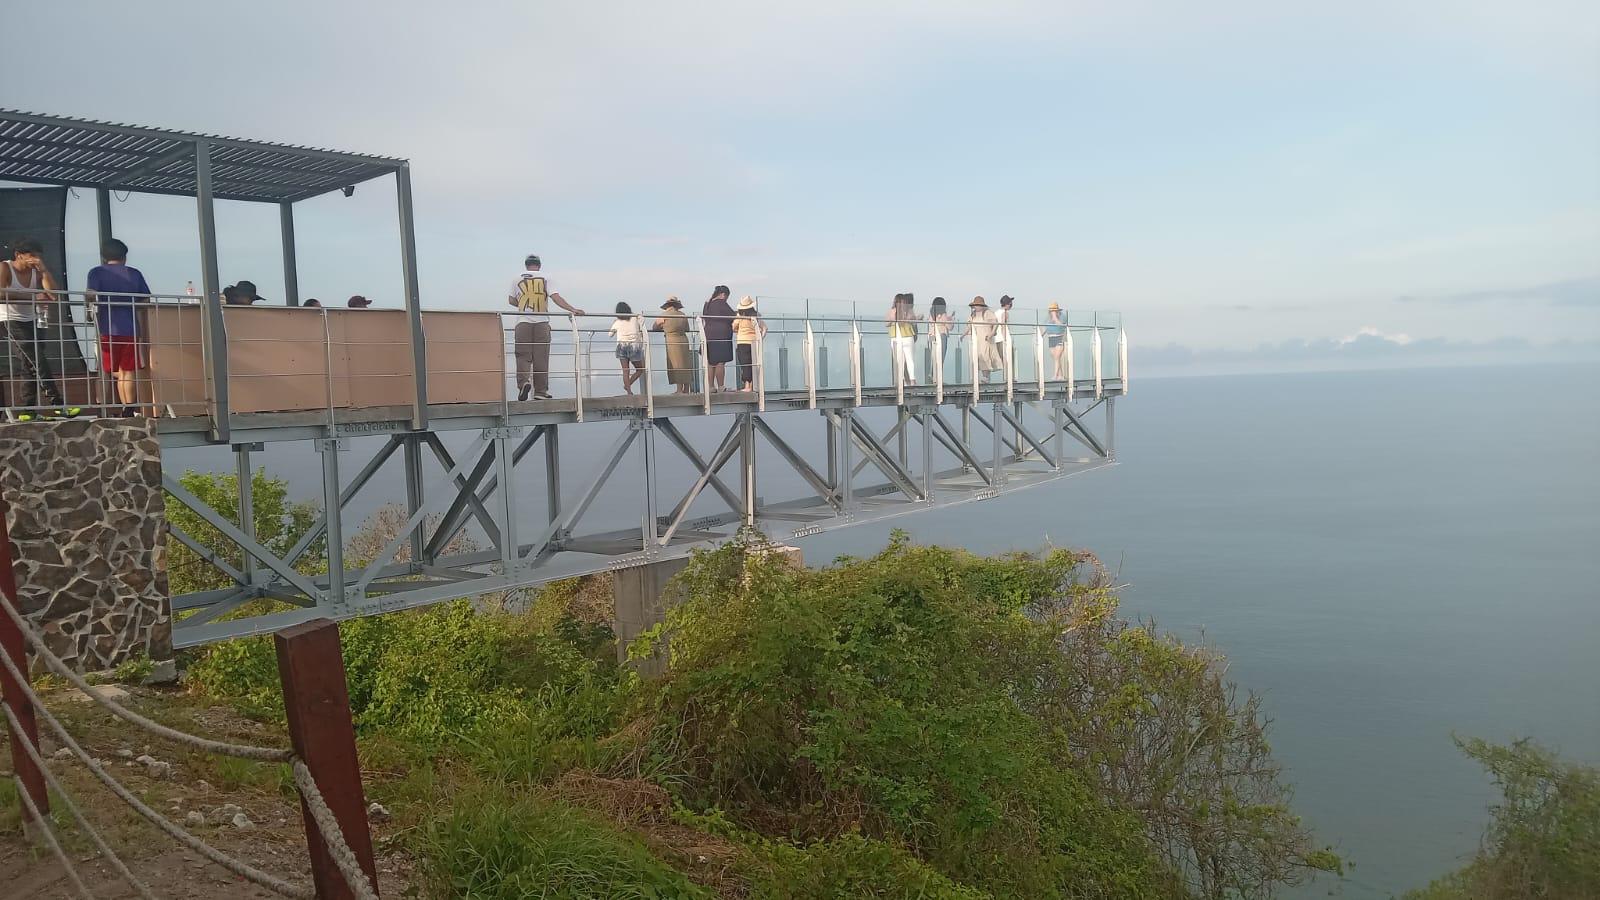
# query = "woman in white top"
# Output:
<box><xmin>609</xmin><ymin>301</ymin><xmax>647</xmax><ymax>395</ymax></box>
<box><xmin>884</xmin><ymin>292</ymin><xmax>919</xmax><ymax>387</ymax></box>
<box><xmin>927</xmin><ymin>296</ymin><xmax>954</xmax><ymax>380</ymax></box>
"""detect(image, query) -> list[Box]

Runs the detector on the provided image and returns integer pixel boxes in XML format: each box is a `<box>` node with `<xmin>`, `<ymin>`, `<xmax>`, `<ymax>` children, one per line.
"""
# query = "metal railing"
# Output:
<box><xmin>1</xmin><ymin>290</ymin><xmax>1125</xmax><ymax>433</ymax></box>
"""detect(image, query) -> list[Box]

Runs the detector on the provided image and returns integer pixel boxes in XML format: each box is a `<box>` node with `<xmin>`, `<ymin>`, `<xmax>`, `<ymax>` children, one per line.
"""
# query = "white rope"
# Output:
<box><xmin>14</xmin><ymin>774</ymin><xmax>97</xmax><ymax>900</ymax></box>
<box><xmin>2</xmin><ymin>593</ymin><xmax>378</xmax><ymax>900</ymax></box>
<box><xmin>0</xmin><ymin>641</ymin><xmax>315</xmax><ymax>898</ymax></box>
<box><xmin>3</xmin><ymin>703</ymin><xmax>158</xmax><ymax>900</ymax></box>
<box><xmin>0</xmin><ymin>592</ymin><xmax>293</xmax><ymax>762</ymax></box>
<box><xmin>291</xmin><ymin>761</ymin><xmax>381</xmax><ymax>900</ymax></box>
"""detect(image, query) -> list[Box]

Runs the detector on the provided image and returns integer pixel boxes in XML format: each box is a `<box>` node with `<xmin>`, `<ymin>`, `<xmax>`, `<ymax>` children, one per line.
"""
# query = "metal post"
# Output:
<box><xmin>95</xmin><ymin>188</ymin><xmax>113</xmax><ymax>245</ymax></box>
<box><xmin>403</xmin><ymin>435</ymin><xmax>426</xmax><ymax>566</ymax></box>
<box><xmin>1092</xmin><ymin>327</ymin><xmax>1103</xmax><ymax>398</ymax></box>
<box><xmin>395</xmin><ymin>164</ymin><xmax>428</xmax><ymax>430</ymax></box>
<box><xmin>639</xmin><ymin>314</ymin><xmax>654</xmax><ymax>418</ymax></box>
<box><xmin>279</xmin><ymin>202</ymin><xmax>300</xmax><ymax>306</ymax></box>
<box><xmin>0</xmin><ymin>497</ymin><xmax>48</xmax><ymax>828</ymax></box>
<box><xmin>1052</xmin><ymin>402</ymin><xmax>1064</xmax><ymax>471</ymax></box>
<box><xmin>991</xmin><ymin>404</ymin><xmax>1005</xmax><ymax>485</ymax></box>
<box><xmin>1118</xmin><ymin>328</ymin><xmax>1129</xmax><ymax>395</ymax></box>
<box><xmin>838</xmin><ymin>411</ymin><xmax>854</xmax><ymax>511</ymax></box>
<box><xmin>640</xmin><ymin>421</ymin><xmax>658</xmax><ymax>550</ymax></box>
<box><xmin>1106</xmin><ymin>397</ymin><xmax>1116</xmax><ymax>459</ymax></box>
<box><xmin>756</xmin><ymin>327</ymin><xmax>767</xmax><ymax>413</ymax></box>
<box><xmin>318</xmin><ymin>439</ymin><xmax>345</xmax><ymax>603</ymax></box>
<box><xmin>825</xmin><ymin>413</ymin><xmax>837</xmax><ymax>494</ymax></box>
<box><xmin>1004</xmin><ymin>326</ymin><xmax>1015</xmax><ymax>406</ymax></box>
<box><xmin>933</xmin><ymin>330</ymin><xmax>943</xmax><ymax>405</ymax></box>
<box><xmin>804</xmin><ymin>321</ymin><xmax>817</xmax><ymax>409</ymax></box>
<box><xmin>920</xmin><ymin>409</ymin><xmax>933</xmax><ymax>501</ymax></box>
<box><xmin>236</xmin><ymin>443</ymin><xmax>257</xmax><ymax>583</ymax></box>
<box><xmin>570</xmin><ymin>314</ymin><xmax>584</xmax><ymax>422</ymax></box>
<box><xmin>698</xmin><ymin>321</ymin><xmax>711</xmax><ymax>416</ymax></box>
<box><xmin>495</xmin><ymin>432</ymin><xmax>520</xmax><ymax>574</ymax></box>
<box><xmin>544</xmin><ymin>426</ymin><xmax>562</xmax><ymax>525</ymax></box>
<box><xmin>1035</xmin><ymin>326</ymin><xmax>1046</xmax><ymax>400</ymax></box>
<box><xmin>194</xmin><ymin>140</ymin><xmax>229</xmax><ymax>443</ymax></box>
<box><xmin>1065</xmin><ymin>328</ymin><xmax>1075</xmax><ymax>402</ymax></box>
<box><xmin>850</xmin><ymin>320</ymin><xmax>862</xmax><ymax>408</ymax></box>
<box><xmin>740</xmin><ymin>413</ymin><xmax>756</xmax><ymax>528</ymax></box>
<box><xmin>274</xmin><ymin>619</ymin><xmax>380</xmax><ymax>900</ymax></box>
<box><xmin>897</xmin><ymin>408</ymin><xmax>909</xmax><ymax>468</ymax></box>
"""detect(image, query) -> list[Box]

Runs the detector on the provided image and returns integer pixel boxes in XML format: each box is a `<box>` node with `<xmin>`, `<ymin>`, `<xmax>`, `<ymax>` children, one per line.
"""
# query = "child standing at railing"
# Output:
<box><xmin>733</xmin><ymin>296</ymin><xmax>766</xmax><ymax>392</ymax></box>
<box><xmin>85</xmin><ymin>239</ymin><xmax>152</xmax><ymax>415</ymax></box>
<box><xmin>610</xmin><ymin>302</ymin><xmax>646</xmax><ymax>395</ymax></box>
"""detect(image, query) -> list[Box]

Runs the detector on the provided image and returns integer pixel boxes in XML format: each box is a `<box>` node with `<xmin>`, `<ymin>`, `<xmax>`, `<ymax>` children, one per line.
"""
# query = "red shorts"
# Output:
<box><xmin>99</xmin><ymin>335</ymin><xmax>140</xmax><ymax>373</ymax></box>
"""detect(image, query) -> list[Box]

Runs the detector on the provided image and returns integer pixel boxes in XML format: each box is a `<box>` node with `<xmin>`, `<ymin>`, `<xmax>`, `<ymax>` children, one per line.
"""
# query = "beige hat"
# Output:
<box><xmin>1047</xmin><ymin>302</ymin><xmax>1060</xmax><ymax>311</ymax></box>
<box><xmin>968</xmin><ymin>296</ymin><xmax>988</xmax><ymax>308</ymax></box>
<box><xmin>737</xmin><ymin>295</ymin><xmax>757</xmax><ymax>310</ymax></box>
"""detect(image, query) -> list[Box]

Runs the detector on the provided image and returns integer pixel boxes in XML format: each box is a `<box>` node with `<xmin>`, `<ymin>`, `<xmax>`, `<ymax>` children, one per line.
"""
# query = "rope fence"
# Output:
<box><xmin>0</xmin><ymin>508</ymin><xmax>380</xmax><ymax>900</ymax></box>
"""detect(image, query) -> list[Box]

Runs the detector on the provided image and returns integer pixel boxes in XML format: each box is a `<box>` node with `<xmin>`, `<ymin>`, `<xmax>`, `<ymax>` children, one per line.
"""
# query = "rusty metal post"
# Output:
<box><xmin>0</xmin><ymin>495</ymin><xmax>48</xmax><ymax>826</ymax></box>
<box><xmin>275</xmin><ymin>618</ymin><xmax>378</xmax><ymax>899</ymax></box>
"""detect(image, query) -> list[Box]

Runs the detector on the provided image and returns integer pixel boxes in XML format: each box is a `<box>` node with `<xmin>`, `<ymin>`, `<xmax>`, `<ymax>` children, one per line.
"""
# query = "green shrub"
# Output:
<box><xmin>188</xmin><ymin>599</ymin><xmax>619</xmax><ymax>747</ymax></box>
<box><xmin>1405</xmin><ymin>737</ymin><xmax>1599</xmax><ymax>899</ymax></box>
<box><xmin>644</xmin><ymin>534</ymin><xmax>1168</xmax><ymax>898</ymax></box>
<box><xmin>419</xmin><ymin>787</ymin><xmax>710</xmax><ymax>899</ymax></box>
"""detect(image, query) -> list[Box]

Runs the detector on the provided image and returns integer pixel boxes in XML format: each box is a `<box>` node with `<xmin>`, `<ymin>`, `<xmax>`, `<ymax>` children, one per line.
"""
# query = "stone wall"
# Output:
<box><xmin>1</xmin><ymin>418</ymin><xmax>172</xmax><ymax>674</ymax></box>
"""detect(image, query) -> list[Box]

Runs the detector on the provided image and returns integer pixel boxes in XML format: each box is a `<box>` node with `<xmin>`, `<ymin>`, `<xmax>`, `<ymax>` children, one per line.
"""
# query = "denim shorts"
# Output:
<box><xmin>616</xmin><ymin>342</ymin><xmax>644</xmax><ymax>363</ymax></box>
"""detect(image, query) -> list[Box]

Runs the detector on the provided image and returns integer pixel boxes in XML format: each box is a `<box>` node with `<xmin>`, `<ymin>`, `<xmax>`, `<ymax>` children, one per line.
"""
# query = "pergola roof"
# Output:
<box><xmin>0</xmin><ymin>109</ymin><xmax>405</xmax><ymax>204</ymax></box>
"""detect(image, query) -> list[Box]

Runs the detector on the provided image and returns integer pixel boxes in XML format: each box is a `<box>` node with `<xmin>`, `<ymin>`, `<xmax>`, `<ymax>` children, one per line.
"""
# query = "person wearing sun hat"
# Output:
<box><xmin>1046</xmin><ymin>302</ymin><xmax>1068</xmax><ymax>381</ymax></box>
<box><xmin>962</xmin><ymin>296</ymin><xmax>1001</xmax><ymax>381</ymax></box>
<box><xmin>651</xmin><ymin>296</ymin><xmax>693</xmax><ymax>393</ymax></box>
<box><xmin>732</xmin><ymin>295</ymin><xmax>767</xmax><ymax>392</ymax></box>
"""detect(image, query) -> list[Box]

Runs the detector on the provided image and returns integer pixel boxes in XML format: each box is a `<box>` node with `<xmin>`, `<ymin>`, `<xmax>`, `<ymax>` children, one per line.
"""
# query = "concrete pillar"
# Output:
<box><xmin>613</xmin><ymin>543</ymin><xmax>803</xmax><ymax>677</ymax></box>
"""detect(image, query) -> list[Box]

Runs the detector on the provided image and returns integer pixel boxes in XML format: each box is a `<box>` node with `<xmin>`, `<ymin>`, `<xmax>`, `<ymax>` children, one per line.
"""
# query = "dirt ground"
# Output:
<box><xmin>0</xmin><ymin>682</ymin><xmax>417</xmax><ymax>900</ymax></box>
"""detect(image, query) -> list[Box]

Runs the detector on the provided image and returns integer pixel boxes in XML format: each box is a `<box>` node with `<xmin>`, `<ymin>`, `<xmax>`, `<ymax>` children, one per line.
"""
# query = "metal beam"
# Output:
<box><xmin>1058</xmin><ymin>402</ymin><xmax>1108</xmax><ymax>458</ymax></box>
<box><xmin>425</xmin><ymin>426</ymin><xmax>545</xmax><ymax>560</ymax></box>
<box><xmin>421</xmin><ymin>432</ymin><xmax>502</xmax><ymax>548</ymax></box>
<box><xmin>928</xmin><ymin>410</ymin><xmax>993</xmax><ymax>486</ymax></box>
<box><xmin>353</xmin><ymin>433</ymin><xmax>491</xmax><ymax>592</ymax></box>
<box><xmin>996</xmin><ymin>405</ymin><xmax>1057</xmax><ymax>468</ymax></box>
<box><xmin>95</xmin><ymin>188</ymin><xmax>113</xmax><ymax>244</ymax></box>
<box><xmin>847</xmin><ymin>414</ymin><xmax>924</xmax><ymax>501</ymax></box>
<box><xmin>654</xmin><ymin>418</ymin><xmax>743</xmax><ymax>513</ymax></box>
<box><xmin>753</xmin><ymin>416</ymin><xmax>837</xmax><ymax>508</ymax></box>
<box><xmin>521</xmin><ymin>424</ymin><xmax>639</xmax><ymax>562</ymax></box>
<box><xmin>163</xmin><ymin>473</ymin><xmax>323</xmax><ymax>600</ymax></box>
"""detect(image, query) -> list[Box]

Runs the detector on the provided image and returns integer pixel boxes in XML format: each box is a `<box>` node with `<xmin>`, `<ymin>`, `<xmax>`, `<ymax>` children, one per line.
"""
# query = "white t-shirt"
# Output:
<box><xmin>1</xmin><ymin>261</ymin><xmax>41</xmax><ymax>323</ymax></box>
<box><xmin>508</xmin><ymin>271</ymin><xmax>553</xmax><ymax>312</ymax></box>
<box><xmin>610</xmin><ymin>317</ymin><xmax>642</xmax><ymax>344</ymax></box>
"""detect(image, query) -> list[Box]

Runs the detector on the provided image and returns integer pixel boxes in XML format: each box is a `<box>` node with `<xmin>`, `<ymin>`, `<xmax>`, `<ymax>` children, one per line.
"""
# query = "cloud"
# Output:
<box><xmin>1340</xmin><ymin>325</ymin><xmax>1411</xmax><ymax>346</ymax></box>
<box><xmin>1394</xmin><ymin>276</ymin><xmax>1600</xmax><ymax>308</ymax></box>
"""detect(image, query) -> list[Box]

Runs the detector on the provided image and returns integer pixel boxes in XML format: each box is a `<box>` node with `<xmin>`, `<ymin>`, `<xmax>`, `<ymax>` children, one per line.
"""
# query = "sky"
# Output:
<box><xmin>4</xmin><ymin>0</ymin><xmax>1598</xmax><ymax>370</ymax></box>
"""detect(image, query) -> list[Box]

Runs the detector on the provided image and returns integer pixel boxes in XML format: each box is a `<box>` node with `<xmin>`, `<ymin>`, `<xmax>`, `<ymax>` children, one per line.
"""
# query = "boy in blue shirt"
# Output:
<box><xmin>84</xmin><ymin>239</ymin><xmax>152</xmax><ymax>414</ymax></box>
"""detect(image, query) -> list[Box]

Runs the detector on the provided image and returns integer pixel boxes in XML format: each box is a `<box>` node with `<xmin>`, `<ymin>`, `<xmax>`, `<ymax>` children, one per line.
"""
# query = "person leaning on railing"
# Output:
<box><xmin>84</xmin><ymin>239</ymin><xmax>152</xmax><ymax>417</ymax></box>
<box><xmin>733</xmin><ymin>296</ymin><xmax>766</xmax><ymax>393</ymax></box>
<box><xmin>885</xmin><ymin>292</ymin><xmax>920</xmax><ymax>387</ymax></box>
<box><xmin>0</xmin><ymin>237</ymin><xmax>77</xmax><ymax>420</ymax></box>
<box><xmin>651</xmin><ymin>296</ymin><xmax>693</xmax><ymax>394</ymax></box>
<box><xmin>509</xmin><ymin>253</ymin><xmax>584</xmax><ymax>401</ymax></box>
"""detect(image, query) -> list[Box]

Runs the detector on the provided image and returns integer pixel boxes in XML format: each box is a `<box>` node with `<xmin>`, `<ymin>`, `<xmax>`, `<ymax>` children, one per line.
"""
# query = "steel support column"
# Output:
<box><xmin>318</xmin><ymin>439</ymin><xmax>345</xmax><ymax>602</ymax></box>
<box><xmin>1106</xmin><ymin>397</ymin><xmax>1116</xmax><ymax>458</ymax></box>
<box><xmin>235</xmin><ymin>443</ymin><xmax>257</xmax><ymax>583</ymax></box>
<box><xmin>740</xmin><ymin>413</ymin><xmax>757</xmax><ymax>528</ymax></box>
<box><xmin>95</xmin><ymin>188</ymin><xmax>113</xmax><ymax>245</ymax></box>
<box><xmin>194</xmin><ymin>140</ymin><xmax>229</xmax><ymax>442</ymax></box>
<box><xmin>403</xmin><ymin>435</ymin><xmax>425</xmax><ymax>565</ymax></box>
<box><xmin>494</xmin><ymin>432</ymin><xmax>520</xmax><ymax>574</ymax></box>
<box><xmin>395</xmin><ymin>163</ymin><xmax>428</xmax><ymax>430</ymax></box>
<box><xmin>545</xmin><ymin>426</ymin><xmax>561</xmax><ymax>524</ymax></box>
<box><xmin>279</xmin><ymin>202</ymin><xmax>300</xmax><ymax>306</ymax></box>
<box><xmin>640</xmin><ymin>421</ymin><xmax>658</xmax><ymax>550</ymax></box>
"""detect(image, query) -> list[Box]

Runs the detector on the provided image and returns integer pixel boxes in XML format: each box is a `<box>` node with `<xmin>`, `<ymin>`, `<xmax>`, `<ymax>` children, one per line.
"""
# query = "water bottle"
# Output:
<box><xmin>185</xmin><ymin>280</ymin><xmax>196</xmax><ymax>297</ymax></box>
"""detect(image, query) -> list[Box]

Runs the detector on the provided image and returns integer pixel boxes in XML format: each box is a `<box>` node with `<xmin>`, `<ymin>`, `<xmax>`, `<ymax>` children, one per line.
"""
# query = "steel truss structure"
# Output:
<box><xmin>163</xmin><ymin>386</ymin><xmax>1119</xmax><ymax>646</ymax></box>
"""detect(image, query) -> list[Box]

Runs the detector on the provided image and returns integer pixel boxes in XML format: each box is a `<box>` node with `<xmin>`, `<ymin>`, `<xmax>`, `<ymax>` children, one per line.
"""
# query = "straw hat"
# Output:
<box><xmin>737</xmin><ymin>295</ymin><xmax>757</xmax><ymax>310</ymax></box>
<box><xmin>1047</xmin><ymin>302</ymin><xmax>1060</xmax><ymax>312</ymax></box>
<box><xmin>662</xmin><ymin>295</ymin><xmax>682</xmax><ymax>309</ymax></box>
<box><xmin>968</xmin><ymin>296</ymin><xmax>988</xmax><ymax>308</ymax></box>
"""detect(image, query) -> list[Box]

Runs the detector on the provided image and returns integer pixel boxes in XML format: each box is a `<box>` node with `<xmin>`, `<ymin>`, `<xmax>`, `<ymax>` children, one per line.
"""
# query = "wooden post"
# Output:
<box><xmin>275</xmin><ymin>619</ymin><xmax>378</xmax><ymax>899</ymax></box>
<box><xmin>0</xmin><ymin>495</ymin><xmax>49</xmax><ymax>826</ymax></box>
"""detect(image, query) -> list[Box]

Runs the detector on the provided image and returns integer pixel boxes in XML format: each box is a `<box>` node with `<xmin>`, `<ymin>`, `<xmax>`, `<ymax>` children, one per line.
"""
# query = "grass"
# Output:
<box><xmin>419</xmin><ymin>783</ymin><xmax>712</xmax><ymax>899</ymax></box>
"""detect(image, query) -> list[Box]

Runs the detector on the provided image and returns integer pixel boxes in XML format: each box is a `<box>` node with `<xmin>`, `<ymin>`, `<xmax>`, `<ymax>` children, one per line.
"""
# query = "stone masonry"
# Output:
<box><xmin>0</xmin><ymin>418</ymin><xmax>172</xmax><ymax>674</ymax></box>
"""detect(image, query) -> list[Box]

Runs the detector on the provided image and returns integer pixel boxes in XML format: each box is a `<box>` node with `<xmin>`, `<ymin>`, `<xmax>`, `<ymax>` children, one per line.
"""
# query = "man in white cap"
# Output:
<box><xmin>508</xmin><ymin>254</ymin><xmax>584</xmax><ymax>400</ymax></box>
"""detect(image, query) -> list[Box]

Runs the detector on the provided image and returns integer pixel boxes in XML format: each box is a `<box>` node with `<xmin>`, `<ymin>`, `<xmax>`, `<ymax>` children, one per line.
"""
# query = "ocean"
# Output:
<box><xmin>166</xmin><ymin>361</ymin><xmax>1600</xmax><ymax>896</ymax></box>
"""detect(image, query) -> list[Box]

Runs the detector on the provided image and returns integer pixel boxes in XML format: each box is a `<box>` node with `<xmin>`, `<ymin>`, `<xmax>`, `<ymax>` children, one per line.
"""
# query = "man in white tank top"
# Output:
<box><xmin>1</xmin><ymin>237</ymin><xmax>70</xmax><ymax>416</ymax></box>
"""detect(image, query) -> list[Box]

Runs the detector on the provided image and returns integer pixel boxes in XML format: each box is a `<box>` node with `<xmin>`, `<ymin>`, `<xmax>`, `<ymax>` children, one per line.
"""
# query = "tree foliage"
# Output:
<box><xmin>1406</xmin><ymin>737</ymin><xmax>1599</xmax><ymax>900</ymax></box>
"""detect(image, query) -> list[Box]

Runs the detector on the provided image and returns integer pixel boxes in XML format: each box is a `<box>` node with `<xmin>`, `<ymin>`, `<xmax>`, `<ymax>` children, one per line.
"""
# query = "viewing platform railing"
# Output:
<box><xmin>1</xmin><ymin>291</ymin><xmax>1126</xmax><ymax>439</ymax></box>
